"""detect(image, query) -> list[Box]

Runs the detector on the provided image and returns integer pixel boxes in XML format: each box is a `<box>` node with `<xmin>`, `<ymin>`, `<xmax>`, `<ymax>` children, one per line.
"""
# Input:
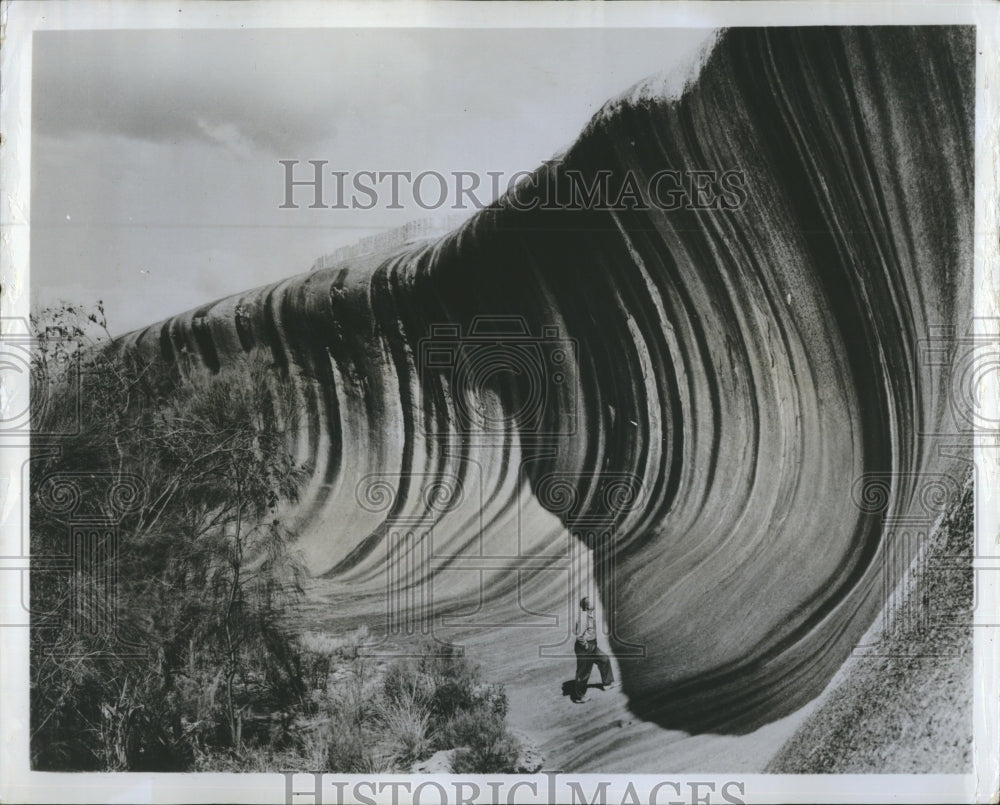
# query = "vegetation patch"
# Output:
<box><xmin>29</xmin><ymin>303</ymin><xmax>520</xmax><ymax>773</ymax></box>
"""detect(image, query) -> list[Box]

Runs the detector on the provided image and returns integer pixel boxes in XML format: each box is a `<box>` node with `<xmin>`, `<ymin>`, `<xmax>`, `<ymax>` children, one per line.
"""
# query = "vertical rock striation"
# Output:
<box><xmin>114</xmin><ymin>27</ymin><xmax>974</xmax><ymax>732</ymax></box>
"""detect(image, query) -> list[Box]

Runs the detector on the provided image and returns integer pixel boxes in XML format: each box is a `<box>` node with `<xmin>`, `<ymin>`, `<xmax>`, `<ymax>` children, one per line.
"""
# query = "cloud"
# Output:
<box><xmin>194</xmin><ymin>119</ymin><xmax>256</xmax><ymax>160</ymax></box>
<box><xmin>33</xmin><ymin>29</ymin><xmax>345</xmax><ymax>154</ymax></box>
<box><xmin>32</xmin><ymin>28</ymin><xmax>716</xmax><ymax>159</ymax></box>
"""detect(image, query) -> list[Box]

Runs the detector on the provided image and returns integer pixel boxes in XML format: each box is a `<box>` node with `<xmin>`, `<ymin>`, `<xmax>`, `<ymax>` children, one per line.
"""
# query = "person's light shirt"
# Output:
<box><xmin>576</xmin><ymin>607</ymin><xmax>597</xmax><ymax>642</ymax></box>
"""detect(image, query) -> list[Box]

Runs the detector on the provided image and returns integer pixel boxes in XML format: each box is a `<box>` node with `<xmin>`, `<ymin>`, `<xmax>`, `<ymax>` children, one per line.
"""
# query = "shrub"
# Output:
<box><xmin>323</xmin><ymin>727</ymin><xmax>369</xmax><ymax>773</ymax></box>
<box><xmin>405</xmin><ymin>641</ymin><xmax>520</xmax><ymax>773</ymax></box>
<box><xmin>438</xmin><ymin>709</ymin><xmax>481</xmax><ymax>747</ymax></box>
<box><xmin>449</xmin><ymin>710</ymin><xmax>521</xmax><ymax>774</ymax></box>
<box><xmin>382</xmin><ymin>660</ymin><xmax>435</xmax><ymax>709</ymax></box>
<box><xmin>376</xmin><ymin>689</ymin><xmax>435</xmax><ymax>766</ymax></box>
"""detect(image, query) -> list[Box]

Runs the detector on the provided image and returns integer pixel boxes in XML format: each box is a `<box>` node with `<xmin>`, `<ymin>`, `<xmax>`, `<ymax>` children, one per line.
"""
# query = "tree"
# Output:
<box><xmin>30</xmin><ymin>303</ymin><xmax>307</xmax><ymax>769</ymax></box>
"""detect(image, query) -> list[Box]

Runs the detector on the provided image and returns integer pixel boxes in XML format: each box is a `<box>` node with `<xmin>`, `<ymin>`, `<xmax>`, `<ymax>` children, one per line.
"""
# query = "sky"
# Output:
<box><xmin>31</xmin><ymin>27</ymin><xmax>716</xmax><ymax>335</ymax></box>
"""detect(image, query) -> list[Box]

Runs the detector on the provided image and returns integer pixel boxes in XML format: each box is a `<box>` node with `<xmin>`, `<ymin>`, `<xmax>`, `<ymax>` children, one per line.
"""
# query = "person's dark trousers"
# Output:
<box><xmin>574</xmin><ymin>639</ymin><xmax>614</xmax><ymax>699</ymax></box>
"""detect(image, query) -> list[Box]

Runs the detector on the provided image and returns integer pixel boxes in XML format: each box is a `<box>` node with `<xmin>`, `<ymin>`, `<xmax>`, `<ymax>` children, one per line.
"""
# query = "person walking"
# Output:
<box><xmin>573</xmin><ymin>596</ymin><xmax>615</xmax><ymax>703</ymax></box>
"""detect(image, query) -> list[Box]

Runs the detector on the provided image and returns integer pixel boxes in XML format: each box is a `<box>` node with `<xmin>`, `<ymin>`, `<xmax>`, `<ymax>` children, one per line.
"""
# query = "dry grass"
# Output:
<box><xmin>376</xmin><ymin>689</ymin><xmax>436</xmax><ymax>766</ymax></box>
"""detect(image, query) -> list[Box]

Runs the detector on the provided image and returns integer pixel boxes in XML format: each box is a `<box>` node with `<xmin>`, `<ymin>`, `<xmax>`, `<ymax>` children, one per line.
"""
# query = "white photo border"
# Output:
<box><xmin>2</xmin><ymin>2</ymin><xmax>997</xmax><ymax>803</ymax></box>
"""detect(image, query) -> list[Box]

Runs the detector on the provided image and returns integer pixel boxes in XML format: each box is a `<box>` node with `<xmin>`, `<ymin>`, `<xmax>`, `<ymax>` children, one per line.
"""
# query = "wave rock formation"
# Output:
<box><xmin>115</xmin><ymin>27</ymin><xmax>974</xmax><ymax>733</ymax></box>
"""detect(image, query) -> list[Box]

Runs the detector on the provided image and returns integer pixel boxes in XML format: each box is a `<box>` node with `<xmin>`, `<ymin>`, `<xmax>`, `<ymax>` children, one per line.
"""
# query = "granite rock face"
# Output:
<box><xmin>115</xmin><ymin>27</ymin><xmax>975</xmax><ymax>733</ymax></box>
